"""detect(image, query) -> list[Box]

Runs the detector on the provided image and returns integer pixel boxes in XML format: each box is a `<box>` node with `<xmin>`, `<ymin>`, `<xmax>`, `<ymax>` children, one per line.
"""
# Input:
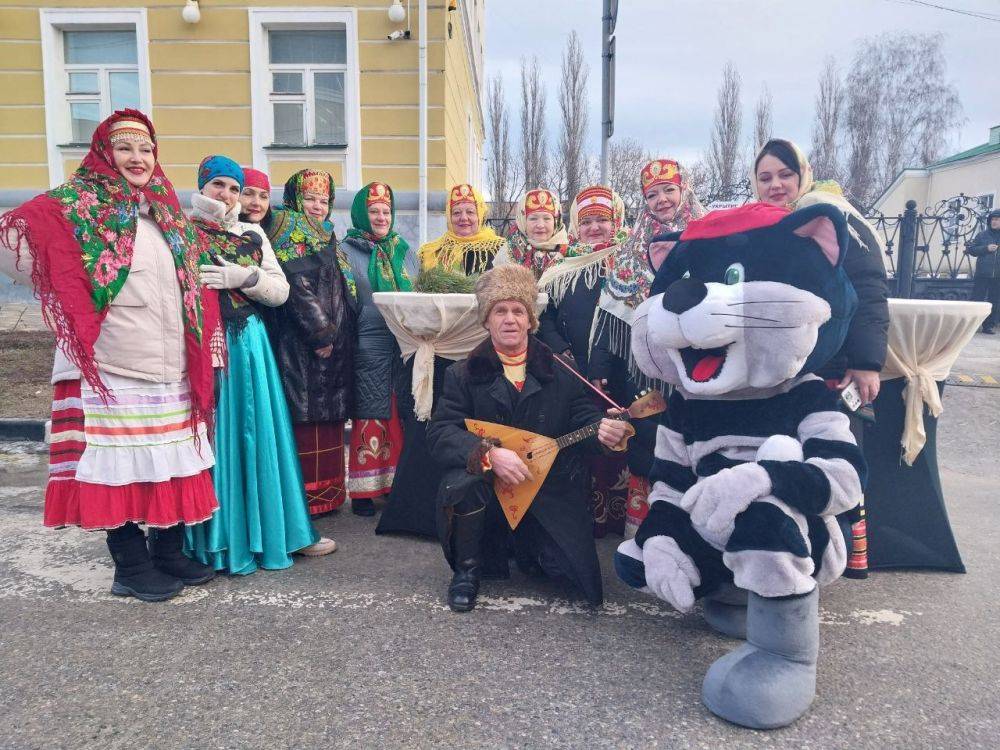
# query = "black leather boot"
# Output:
<box><xmin>148</xmin><ymin>524</ymin><xmax>216</xmax><ymax>585</ymax></box>
<box><xmin>107</xmin><ymin>523</ymin><xmax>184</xmax><ymax>602</ymax></box>
<box><xmin>447</xmin><ymin>505</ymin><xmax>486</xmax><ymax>612</ymax></box>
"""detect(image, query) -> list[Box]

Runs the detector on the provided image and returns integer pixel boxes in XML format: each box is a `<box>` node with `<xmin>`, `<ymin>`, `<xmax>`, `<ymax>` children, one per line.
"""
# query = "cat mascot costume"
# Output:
<box><xmin>615</xmin><ymin>201</ymin><xmax>865</xmax><ymax>728</ymax></box>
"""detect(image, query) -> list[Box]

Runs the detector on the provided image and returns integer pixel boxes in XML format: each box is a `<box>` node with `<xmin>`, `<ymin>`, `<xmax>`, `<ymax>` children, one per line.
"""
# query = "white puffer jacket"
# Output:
<box><xmin>189</xmin><ymin>192</ymin><xmax>289</xmax><ymax>308</ymax></box>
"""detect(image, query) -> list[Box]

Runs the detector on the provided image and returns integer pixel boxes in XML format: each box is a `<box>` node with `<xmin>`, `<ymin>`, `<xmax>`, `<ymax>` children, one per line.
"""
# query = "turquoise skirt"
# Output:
<box><xmin>186</xmin><ymin>315</ymin><xmax>318</xmax><ymax>575</ymax></box>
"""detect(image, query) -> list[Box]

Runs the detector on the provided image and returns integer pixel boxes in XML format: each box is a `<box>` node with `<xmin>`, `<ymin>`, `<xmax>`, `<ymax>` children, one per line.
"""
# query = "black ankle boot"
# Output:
<box><xmin>106</xmin><ymin>524</ymin><xmax>184</xmax><ymax>602</ymax></box>
<box><xmin>352</xmin><ymin>497</ymin><xmax>376</xmax><ymax>516</ymax></box>
<box><xmin>148</xmin><ymin>524</ymin><xmax>216</xmax><ymax>585</ymax></box>
<box><xmin>447</xmin><ymin>506</ymin><xmax>486</xmax><ymax>612</ymax></box>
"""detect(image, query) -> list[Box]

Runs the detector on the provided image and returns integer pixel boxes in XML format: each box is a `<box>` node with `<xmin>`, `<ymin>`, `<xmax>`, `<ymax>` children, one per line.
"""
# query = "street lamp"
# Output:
<box><xmin>388</xmin><ymin>1</ymin><xmax>406</xmax><ymax>23</ymax></box>
<box><xmin>181</xmin><ymin>0</ymin><xmax>201</xmax><ymax>24</ymax></box>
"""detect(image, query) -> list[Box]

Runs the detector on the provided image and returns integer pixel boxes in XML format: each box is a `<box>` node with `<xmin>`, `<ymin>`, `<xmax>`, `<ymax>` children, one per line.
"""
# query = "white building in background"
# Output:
<box><xmin>873</xmin><ymin>125</ymin><xmax>1000</xmax><ymax>216</ymax></box>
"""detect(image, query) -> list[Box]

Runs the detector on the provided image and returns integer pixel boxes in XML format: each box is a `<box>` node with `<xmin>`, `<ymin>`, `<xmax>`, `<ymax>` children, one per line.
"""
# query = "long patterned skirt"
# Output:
<box><xmin>294</xmin><ymin>420</ymin><xmax>347</xmax><ymax>516</ymax></box>
<box><xmin>43</xmin><ymin>375</ymin><xmax>217</xmax><ymax>530</ymax></box>
<box><xmin>185</xmin><ymin>316</ymin><xmax>317</xmax><ymax>575</ymax></box>
<box><xmin>348</xmin><ymin>395</ymin><xmax>404</xmax><ymax>500</ymax></box>
<box><xmin>590</xmin><ymin>454</ymin><xmax>629</xmax><ymax>538</ymax></box>
<box><xmin>624</xmin><ymin>475</ymin><xmax>651</xmax><ymax>539</ymax></box>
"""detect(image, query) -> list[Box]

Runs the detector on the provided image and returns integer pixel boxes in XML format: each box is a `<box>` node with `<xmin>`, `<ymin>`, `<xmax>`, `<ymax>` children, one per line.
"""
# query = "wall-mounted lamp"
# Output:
<box><xmin>181</xmin><ymin>0</ymin><xmax>201</xmax><ymax>24</ymax></box>
<box><xmin>388</xmin><ymin>1</ymin><xmax>406</xmax><ymax>23</ymax></box>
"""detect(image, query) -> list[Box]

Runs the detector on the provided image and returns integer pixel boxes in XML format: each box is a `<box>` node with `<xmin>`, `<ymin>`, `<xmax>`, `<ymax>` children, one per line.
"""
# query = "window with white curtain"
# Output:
<box><xmin>267</xmin><ymin>28</ymin><xmax>347</xmax><ymax>147</ymax></box>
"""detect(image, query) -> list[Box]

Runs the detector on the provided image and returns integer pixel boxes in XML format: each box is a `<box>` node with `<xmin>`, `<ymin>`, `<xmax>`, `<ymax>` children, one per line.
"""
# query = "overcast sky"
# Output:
<box><xmin>485</xmin><ymin>0</ymin><xmax>998</xmax><ymax>168</ymax></box>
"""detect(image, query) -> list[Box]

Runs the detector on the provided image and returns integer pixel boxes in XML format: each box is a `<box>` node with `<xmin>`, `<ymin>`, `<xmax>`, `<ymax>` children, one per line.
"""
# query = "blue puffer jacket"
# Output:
<box><xmin>340</xmin><ymin>235</ymin><xmax>419</xmax><ymax>419</ymax></box>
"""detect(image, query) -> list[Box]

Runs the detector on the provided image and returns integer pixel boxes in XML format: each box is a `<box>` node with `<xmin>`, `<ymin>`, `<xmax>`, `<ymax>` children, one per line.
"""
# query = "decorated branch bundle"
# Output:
<box><xmin>413</xmin><ymin>265</ymin><xmax>479</xmax><ymax>294</ymax></box>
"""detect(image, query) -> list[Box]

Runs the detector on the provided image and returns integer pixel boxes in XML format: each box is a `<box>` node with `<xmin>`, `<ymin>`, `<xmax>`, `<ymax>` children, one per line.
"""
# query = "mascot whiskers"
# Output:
<box><xmin>615</xmin><ymin>202</ymin><xmax>864</xmax><ymax>728</ymax></box>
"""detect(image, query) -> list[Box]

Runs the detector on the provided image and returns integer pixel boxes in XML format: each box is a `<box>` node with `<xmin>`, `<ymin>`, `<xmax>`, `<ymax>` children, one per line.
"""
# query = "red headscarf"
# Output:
<box><xmin>0</xmin><ymin>109</ymin><xmax>219</xmax><ymax>429</ymax></box>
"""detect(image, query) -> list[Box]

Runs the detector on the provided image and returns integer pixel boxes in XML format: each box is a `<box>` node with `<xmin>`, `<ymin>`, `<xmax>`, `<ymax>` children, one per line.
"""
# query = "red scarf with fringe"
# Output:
<box><xmin>0</xmin><ymin>109</ymin><xmax>220</xmax><ymax>432</ymax></box>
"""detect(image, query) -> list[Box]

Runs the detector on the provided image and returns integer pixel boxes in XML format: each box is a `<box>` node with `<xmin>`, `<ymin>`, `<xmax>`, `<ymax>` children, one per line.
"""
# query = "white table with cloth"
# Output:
<box><xmin>863</xmin><ymin>299</ymin><xmax>991</xmax><ymax>572</ymax></box>
<box><xmin>370</xmin><ymin>292</ymin><xmax>547</xmax><ymax>538</ymax></box>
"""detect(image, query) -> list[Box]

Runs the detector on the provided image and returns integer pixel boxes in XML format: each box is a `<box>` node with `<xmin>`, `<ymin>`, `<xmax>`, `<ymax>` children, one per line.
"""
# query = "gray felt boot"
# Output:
<box><xmin>702</xmin><ymin>587</ymin><xmax>819</xmax><ymax>729</ymax></box>
<box><xmin>702</xmin><ymin>583</ymin><xmax>748</xmax><ymax>639</ymax></box>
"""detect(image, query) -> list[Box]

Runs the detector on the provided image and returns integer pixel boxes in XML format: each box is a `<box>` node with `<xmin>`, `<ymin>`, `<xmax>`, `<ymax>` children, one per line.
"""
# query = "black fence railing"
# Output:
<box><xmin>867</xmin><ymin>193</ymin><xmax>990</xmax><ymax>300</ymax></box>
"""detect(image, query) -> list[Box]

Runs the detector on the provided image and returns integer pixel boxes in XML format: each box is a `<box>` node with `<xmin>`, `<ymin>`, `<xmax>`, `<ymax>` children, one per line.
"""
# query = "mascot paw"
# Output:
<box><xmin>643</xmin><ymin>535</ymin><xmax>700</xmax><ymax>613</ymax></box>
<box><xmin>682</xmin><ymin>463</ymin><xmax>772</xmax><ymax>539</ymax></box>
<box><xmin>614</xmin><ymin>538</ymin><xmax>650</xmax><ymax>591</ymax></box>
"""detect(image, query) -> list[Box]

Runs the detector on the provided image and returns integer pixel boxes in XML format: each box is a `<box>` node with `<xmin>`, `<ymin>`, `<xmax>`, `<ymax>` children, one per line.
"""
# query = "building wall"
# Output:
<box><xmin>0</xmin><ymin>0</ymin><xmax>481</xmax><ymax>193</ymax></box>
<box><xmin>875</xmin><ymin>154</ymin><xmax>999</xmax><ymax>217</ymax></box>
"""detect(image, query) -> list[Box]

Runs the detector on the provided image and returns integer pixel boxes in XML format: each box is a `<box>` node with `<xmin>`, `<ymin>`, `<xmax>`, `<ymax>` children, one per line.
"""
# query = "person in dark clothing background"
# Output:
<box><xmin>968</xmin><ymin>209</ymin><xmax>1000</xmax><ymax>334</ymax></box>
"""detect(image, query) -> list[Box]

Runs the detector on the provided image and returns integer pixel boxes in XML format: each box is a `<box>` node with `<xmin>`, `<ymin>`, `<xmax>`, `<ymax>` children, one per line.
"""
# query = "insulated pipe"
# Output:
<box><xmin>418</xmin><ymin>0</ymin><xmax>428</xmax><ymax>246</ymax></box>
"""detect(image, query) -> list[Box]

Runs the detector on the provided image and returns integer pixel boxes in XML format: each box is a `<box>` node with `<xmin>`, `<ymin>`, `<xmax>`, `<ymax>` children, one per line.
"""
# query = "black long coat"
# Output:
<box><xmin>817</xmin><ymin>233</ymin><xmax>890</xmax><ymax>379</ymax></box>
<box><xmin>269</xmin><ymin>242</ymin><xmax>356</xmax><ymax>423</ymax></box>
<box><xmin>536</xmin><ymin>279</ymin><xmax>602</xmax><ymax>376</ymax></box>
<box><xmin>425</xmin><ymin>336</ymin><xmax>606</xmax><ymax>604</ymax></box>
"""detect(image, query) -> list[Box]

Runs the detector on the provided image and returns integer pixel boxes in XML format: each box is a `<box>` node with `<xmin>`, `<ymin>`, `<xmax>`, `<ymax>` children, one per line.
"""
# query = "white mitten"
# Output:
<box><xmin>643</xmin><ymin>535</ymin><xmax>701</xmax><ymax>613</ymax></box>
<box><xmin>681</xmin><ymin>462</ymin><xmax>772</xmax><ymax>539</ymax></box>
<box><xmin>199</xmin><ymin>260</ymin><xmax>255</xmax><ymax>290</ymax></box>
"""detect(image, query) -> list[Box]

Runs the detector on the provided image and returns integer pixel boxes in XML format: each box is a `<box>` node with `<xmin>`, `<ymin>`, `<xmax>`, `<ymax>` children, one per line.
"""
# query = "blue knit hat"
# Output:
<box><xmin>198</xmin><ymin>155</ymin><xmax>244</xmax><ymax>191</ymax></box>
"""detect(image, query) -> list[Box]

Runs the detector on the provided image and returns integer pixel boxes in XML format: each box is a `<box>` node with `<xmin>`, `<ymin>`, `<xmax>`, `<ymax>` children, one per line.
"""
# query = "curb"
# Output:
<box><xmin>0</xmin><ymin>418</ymin><xmax>48</xmax><ymax>442</ymax></box>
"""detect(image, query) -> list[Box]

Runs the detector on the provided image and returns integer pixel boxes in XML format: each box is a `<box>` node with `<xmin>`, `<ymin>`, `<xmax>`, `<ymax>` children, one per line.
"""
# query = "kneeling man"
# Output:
<box><xmin>426</xmin><ymin>265</ymin><xmax>628</xmax><ymax>611</ymax></box>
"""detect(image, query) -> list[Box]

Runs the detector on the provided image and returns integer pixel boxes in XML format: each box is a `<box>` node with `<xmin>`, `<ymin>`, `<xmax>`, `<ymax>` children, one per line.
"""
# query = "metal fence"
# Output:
<box><xmin>866</xmin><ymin>194</ymin><xmax>990</xmax><ymax>300</ymax></box>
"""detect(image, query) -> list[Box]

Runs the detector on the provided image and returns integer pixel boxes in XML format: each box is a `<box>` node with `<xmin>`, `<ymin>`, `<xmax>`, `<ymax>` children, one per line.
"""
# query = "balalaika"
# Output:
<box><xmin>465</xmin><ymin>390</ymin><xmax>666</xmax><ymax>529</ymax></box>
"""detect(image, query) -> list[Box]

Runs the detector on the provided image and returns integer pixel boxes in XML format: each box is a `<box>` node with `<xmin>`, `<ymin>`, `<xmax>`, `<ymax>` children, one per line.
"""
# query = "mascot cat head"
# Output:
<box><xmin>631</xmin><ymin>202</ymin><xmax>857</xmax><ymax>397</ymax></box>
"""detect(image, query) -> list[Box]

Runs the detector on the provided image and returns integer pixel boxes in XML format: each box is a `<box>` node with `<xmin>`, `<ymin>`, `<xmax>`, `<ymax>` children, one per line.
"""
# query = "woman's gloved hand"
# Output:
<box><xmin>199</xmin><ymin>260</ymin><xmax>257</xmax><ymax>290</ymax></box>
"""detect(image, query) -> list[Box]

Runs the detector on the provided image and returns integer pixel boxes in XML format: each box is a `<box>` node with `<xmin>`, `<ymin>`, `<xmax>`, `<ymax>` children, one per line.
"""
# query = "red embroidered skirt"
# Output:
<box><xmin>624</xmin><ymin>474</ymin><xmax>651</xmax><ymax>539</ymax></box>
<box><xmin>294</xmin><ymin>420</ymin><xmax>347</xmax><ymax>516</ymax></box>
<box><xmin>348</xmin><ymin>395</ymin><xmax>403</xmax><ymax>500</ymax></box>
<box><xmin>590</xmin><ymin>453</ymin><xmax>629</xmax><ymax>538</ymax></box>
<box><xmin>43</xmin><ymin>378</ymin><xmax>218</xmax><ymax>530</ymax></box>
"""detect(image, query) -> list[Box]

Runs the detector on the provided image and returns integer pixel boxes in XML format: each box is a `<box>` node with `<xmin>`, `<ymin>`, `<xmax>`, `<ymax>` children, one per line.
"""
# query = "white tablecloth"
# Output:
<box><xmin>373</xmin><ymin>292</ymin><xmax>548</xmax><ymax>421</ymax></box>
<box><xmin>880</xmin><ymin>298</ymin><xmax>991</xmax><ymax>464</ymax></box>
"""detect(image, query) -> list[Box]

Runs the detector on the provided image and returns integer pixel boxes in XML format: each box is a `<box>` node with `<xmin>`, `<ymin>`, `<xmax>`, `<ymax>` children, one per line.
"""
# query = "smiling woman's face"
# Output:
<box><xmin>202</xmin><ymin>176</ymin><xmax>242</xmax><ymax>210</ymax></box>
<box><xmin>113</xmin><ymin>141</ymin><xmax>155</xmax><ymax>188</ymax></box>
<box><xmin>755</xmin><ymin>153</ymin><xmax>801</xmax><ymax>207</ymax></box>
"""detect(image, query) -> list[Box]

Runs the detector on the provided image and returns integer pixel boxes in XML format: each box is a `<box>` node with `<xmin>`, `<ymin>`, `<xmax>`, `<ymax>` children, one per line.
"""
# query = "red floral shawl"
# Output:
<box><xmin>0</xmin><ymin>109</ymin><xmax>220</xmax><ymax>428</ymax></box>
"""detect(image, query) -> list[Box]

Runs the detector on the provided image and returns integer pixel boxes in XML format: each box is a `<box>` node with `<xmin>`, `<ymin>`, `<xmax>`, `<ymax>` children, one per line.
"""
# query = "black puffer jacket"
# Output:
<box><xmin>537</xmin><ymin>279</ymin><xmax>602</xmax><ymax>376</ymax></box>
<box><xmin>340</xmin><ymin>235</ymin><xmax>419</xmax><ymax>419</ymax></box>
<box><xmin>968</xmin><ymin>210</ymin><xmax>1000</xmax><ymax>280</ymax></box>
<box><xmin>268</xmin><ymin>241</ymin><xmax>356</xmax><ymax>423</ymax></box>
<box><xmin>817</xmin><ymin>232</ymin><xmax>890</xmax><ymax>378</ymax></box>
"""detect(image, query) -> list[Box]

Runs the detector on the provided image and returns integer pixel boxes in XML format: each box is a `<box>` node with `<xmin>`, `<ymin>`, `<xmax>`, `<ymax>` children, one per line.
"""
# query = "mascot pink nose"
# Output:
<box><xmin>662</xmin><ymin>277</ymin><xmax>708</xmax><ymax>314</ymax></box>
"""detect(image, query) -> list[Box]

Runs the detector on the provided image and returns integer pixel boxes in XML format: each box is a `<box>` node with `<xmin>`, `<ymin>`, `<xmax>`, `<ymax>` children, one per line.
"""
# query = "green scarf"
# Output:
<box><xmin>344</xmin><ymin>183</ymin><xmax>413</xmax><ymax>293</ymax></box>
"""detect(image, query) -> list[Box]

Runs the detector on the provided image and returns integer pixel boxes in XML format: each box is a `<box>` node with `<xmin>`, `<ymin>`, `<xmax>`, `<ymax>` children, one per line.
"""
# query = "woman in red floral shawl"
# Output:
<box><xmin>0</xmin><ymin>110</ymin><xmax>221</xmax><ymax>603</ymax></box>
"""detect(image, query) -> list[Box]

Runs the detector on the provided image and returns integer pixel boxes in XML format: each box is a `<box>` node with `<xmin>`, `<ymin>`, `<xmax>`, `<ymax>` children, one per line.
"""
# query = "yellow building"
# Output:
<box><xmin>0</xmin><ymin>0</ymin><xmax>486</xmax><ymax>199</ymax></box>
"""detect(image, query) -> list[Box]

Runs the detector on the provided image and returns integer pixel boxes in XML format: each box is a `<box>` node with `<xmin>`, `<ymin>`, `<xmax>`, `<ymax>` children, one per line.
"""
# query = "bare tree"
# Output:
<box><xmin>485</xmin><ymin>75</ymin><xmax>519</xmax><ymax>228</ymax></box>
<box><xmin>809</xmin><ymin>57</ymin><xmax>845</xmax><ymax>184</ymax></box>
<box><xmin>607</xmin><ymin>137</ymin><xmax>649</xmax><ymax>221</ymax></box>
<box><xmin>845</xmin><ymin>33</ymin><xmax>963</xmax><ymax>208</ymax></box>
<box><xmin>753</xmin><ymin>84</ymin><xmax>773</xmax><ymax>152</ymax></box>
<box><xmin>706</xmin><ymin>61</ymin><xmax>743</xmax><ymax>201</ymax></box>
<box><xmin>554</xmin><ymin>31</ymin><xmax>590</xmax><ymax>212</ymax></box>
<box><xmin>519</xmin><ymin>56</ymin><xmax>549</xmax><ymax>192</ymax></box>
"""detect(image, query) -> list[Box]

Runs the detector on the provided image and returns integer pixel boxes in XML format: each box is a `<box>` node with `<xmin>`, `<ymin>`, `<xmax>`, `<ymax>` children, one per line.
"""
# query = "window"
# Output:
<box><xmin>63</xmin><ymin>30</ymin><xmax>141</xmax><ymax>142</ymax></box>
<box><xmin>249</xmin><ymin>10</ymin><xmax>361</xmax><ymax>187</ymax></box>
<box><xmin>40</xmin><ymin>9</ymin><xmax>152</xmax><ymax>186</ymax></box>
<box><xmin>267</xmin><ymin>28</ymin><xmax>347</xmax><ymax>147</ymax></box>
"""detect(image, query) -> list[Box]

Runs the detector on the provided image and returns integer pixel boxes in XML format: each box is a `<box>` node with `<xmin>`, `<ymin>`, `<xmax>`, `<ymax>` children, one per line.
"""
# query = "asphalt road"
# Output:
<box><xmin>1</xmin><ymin>335</ymin><xmax>999</xmax><ymax>749</ymax></box>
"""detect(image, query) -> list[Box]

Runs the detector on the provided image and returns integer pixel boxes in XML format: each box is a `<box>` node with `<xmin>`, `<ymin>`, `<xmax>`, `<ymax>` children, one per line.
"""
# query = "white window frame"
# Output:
<box><xmin>39</xmin><ymin>9</ymin><xmax>152</xmax><ymax>187</ymax></box>
<box><xmin>249</xmin><ymin>9</ymin><xmax>361</xmax><ymax>189</ymax></box>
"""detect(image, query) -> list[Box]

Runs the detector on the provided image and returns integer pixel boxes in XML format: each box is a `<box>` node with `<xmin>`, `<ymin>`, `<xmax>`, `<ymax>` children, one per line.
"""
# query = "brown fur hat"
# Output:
<box><xmin>475</xmin><ymin>264</ymin><xmax>539</xmax><ymax>331</ymax></box>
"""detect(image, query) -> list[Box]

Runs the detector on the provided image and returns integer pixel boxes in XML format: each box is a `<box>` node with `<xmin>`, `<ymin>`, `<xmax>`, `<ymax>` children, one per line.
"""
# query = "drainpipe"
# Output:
<box><xmin>418</xmin><ymin>0</ymin><xmax>428</xmax><ymax>246</ymax></box>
